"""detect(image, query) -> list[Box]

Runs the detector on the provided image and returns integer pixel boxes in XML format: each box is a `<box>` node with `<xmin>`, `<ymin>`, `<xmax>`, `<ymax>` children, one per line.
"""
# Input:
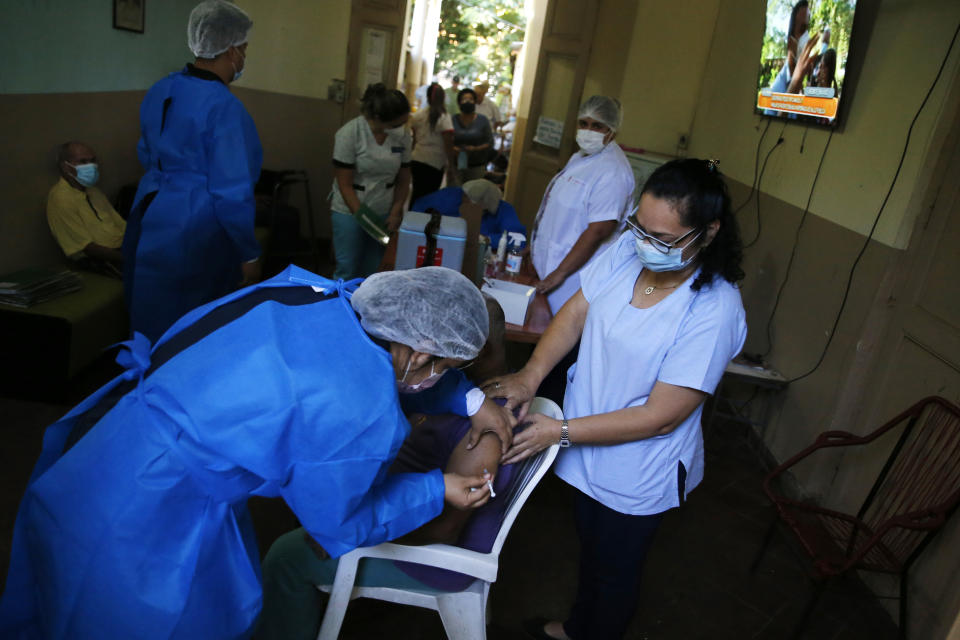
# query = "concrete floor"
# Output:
<box><xmin>1</xmin><ymin>358</ymin><xmax>899</xmax><ymax>640</ymax></box>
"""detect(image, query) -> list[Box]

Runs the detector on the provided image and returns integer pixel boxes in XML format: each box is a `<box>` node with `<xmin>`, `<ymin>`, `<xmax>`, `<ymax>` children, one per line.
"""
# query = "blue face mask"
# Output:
<box><xmin>231</xmin><ymin>48</ymin><xmax>246</xmax><ymax>82</ymax></box>
<box><xmin>633</xmin><ymin>230</ymin><xmax>702</xmax><ymax>272</ymax></box>
<box><xmin>69</xmin><ymin>162</ymin><xmax>100</xmax><ymax>187</ymax></box>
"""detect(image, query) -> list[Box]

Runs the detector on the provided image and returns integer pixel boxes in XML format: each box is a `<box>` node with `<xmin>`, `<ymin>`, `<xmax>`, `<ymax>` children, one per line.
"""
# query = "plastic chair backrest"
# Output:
<box><xmin>858</xmin><ymin>397</ymin><xmax>960</xmax><ymax>565</ymax></box>
<box><xmin>490</xmin><ymin>397</ymin><xmax>561</xmax><ymax>555</ymax></box>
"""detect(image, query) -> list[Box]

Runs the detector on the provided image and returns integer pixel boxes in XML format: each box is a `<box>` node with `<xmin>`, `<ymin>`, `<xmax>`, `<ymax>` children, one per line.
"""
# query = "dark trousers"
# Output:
<box><xmin>410</xmin><ymin>160</ymin><xmax>444</xmax><ymax>205</ymax></box>
<box><xmin>563</xmin><ymin>490</ymin><xmax>665</xmax><ymax>640</ymax></box>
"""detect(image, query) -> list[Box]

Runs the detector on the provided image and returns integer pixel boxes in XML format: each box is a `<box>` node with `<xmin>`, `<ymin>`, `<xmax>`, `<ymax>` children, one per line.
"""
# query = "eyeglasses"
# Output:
<box><xmin>625</xmin><ymin>217</ymin><xmax>701</xmax><ymax>255</ymax></box>
<box><xmin>457</xmin><ymin>359</ymin><xmax>476</xmax><ymax>372</ymax></box>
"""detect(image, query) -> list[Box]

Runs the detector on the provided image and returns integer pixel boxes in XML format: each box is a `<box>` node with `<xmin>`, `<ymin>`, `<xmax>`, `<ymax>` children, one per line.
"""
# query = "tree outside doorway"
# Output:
<box><xmin>435</xmin><ymin>0</ymin><xmax>526</xmax><ymax>94</ymax></box>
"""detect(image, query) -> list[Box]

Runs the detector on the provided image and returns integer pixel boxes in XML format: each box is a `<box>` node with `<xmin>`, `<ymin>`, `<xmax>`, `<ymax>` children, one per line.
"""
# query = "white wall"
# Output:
<box><xmin>236</xmin><ymin>0</ymin><xmax>351</xmax><ymax>100</ymax></box>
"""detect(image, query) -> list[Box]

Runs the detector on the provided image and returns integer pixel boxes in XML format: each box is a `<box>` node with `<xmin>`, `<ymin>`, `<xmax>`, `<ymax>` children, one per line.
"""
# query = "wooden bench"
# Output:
<box><xmin>0</xmin><ymin>271</ymin><xmax>127</xmax><ymax>397</ymax></box>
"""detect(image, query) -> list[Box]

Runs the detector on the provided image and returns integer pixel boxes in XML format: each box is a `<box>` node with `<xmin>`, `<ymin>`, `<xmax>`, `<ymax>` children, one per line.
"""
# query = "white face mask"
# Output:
<box><xmin>385</xmin><ymin>124</ymin><xmax>406</xmax><ymax>135</ymax></box>
<box><xmin>576</xmin><ymin>129</ymin><xmax>606</xmax><ymax>155</ymax></box>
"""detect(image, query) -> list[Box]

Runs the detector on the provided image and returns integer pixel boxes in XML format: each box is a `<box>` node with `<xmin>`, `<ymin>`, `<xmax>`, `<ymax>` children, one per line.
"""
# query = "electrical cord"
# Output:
<box><xmin>760</xmin><ymin>129</ymin><xmax>834</xmax><ymax>358</ymax></box>
<box><xmin>733</xmin><ymin>119</ymin><xmax>772</xmax><ymax>215</ymax></box>
<box><xmin>786</xmin><ymin>19</ymin><xmax>960</xmax><ymax>384</ymax></box>
<box><xmin>743</xmin><ymin>120</ymin><xmax>787</xmax><ymax>249</ymax></box>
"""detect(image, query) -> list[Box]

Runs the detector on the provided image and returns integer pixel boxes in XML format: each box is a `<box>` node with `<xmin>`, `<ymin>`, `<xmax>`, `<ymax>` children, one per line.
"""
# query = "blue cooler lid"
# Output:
<box><xmin>401</xmin><ymin>211</ymin><xmax>467</xmax><ymax>240</ymax></box>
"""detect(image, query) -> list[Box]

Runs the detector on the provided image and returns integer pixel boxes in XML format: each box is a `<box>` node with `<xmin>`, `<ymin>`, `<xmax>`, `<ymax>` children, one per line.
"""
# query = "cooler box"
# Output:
<box><xmin>481</xmin><ymin>278</ymin><xmax>536</xmax><ymax>326</ymax></box>
<box><xmin>395</xmin><ymin>211</ymin><xmax>467</xmax><ymax>271</ymax></box>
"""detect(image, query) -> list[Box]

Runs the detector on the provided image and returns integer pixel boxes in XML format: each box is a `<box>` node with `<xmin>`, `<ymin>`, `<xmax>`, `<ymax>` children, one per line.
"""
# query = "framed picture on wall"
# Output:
<box><xmin>114</xmin><ymin>0</ymin><xmax>145</xmax><ymax>33</ymax></box>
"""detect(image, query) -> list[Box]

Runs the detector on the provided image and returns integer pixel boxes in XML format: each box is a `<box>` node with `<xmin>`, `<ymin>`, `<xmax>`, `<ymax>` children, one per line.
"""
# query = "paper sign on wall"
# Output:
<box><xmin>533</xmin><ymin>116</ymin><xmax>563</xmax><ymax>148</ymax></box>
<box><xmin>362</xmin><ymin>28</ymin><xmax>387</xmax><ymax>86</ymax></box>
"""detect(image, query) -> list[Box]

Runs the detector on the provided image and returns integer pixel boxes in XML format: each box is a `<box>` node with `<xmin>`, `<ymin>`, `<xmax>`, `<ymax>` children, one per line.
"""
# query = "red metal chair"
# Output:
<box><xmin>753</xmin><ymin>396</ymin><xmax>960</xmax><ymax>639</ymax></box>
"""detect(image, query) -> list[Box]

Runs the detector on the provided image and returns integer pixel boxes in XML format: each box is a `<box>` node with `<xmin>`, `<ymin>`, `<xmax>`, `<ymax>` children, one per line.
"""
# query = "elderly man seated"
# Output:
<box><xmin>47</xmin><ymin>141</ymin><xmax>126</xmax><ymax>273</ymax></box>
<box><xmin>257</xmin><ymin>295</ymin><xmax>513</xmax><ymax>640</ymax></box>
<box><xmin>412</xmin><ymin>178</ymin><xmax>526</xmax><ymax>249</ymax></box>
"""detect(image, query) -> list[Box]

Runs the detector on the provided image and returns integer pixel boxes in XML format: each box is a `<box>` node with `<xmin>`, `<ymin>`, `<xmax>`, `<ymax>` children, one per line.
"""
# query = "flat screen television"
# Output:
<box><xmin>756</xmin><ymin>0</ymin><xmax>862</xmax><ymax>127</ymax></box>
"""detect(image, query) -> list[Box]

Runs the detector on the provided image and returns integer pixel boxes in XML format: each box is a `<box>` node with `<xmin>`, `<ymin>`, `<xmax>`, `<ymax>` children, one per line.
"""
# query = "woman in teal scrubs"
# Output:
<box><xmin>330</xmin><ymin>83</ymin><xmax>413</xmax><ymax>280</ymax></box>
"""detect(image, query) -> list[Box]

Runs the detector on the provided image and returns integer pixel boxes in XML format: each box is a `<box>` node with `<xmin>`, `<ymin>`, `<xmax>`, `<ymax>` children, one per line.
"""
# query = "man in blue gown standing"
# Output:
<box><xmin>123</xmin><ymin>0</ymin><xmax>263</xmax><ymax>344</ymax></box>
<box><xmin>0</xmin><ymin>266</ymin><xmax>513</xmax><ymax>639</ymax></box>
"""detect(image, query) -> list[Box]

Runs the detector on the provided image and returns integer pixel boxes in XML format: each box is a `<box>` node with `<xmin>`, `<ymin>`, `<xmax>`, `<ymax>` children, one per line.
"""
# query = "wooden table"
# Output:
<box><xmin>704</xmin><ymin>357</ymin><xmax>788</xmax><ymax>444</ymax></box>
<box><xmin>490</xmin><ymin>266</ymin><xmax>553</xmax><ymax>344</ymax></box>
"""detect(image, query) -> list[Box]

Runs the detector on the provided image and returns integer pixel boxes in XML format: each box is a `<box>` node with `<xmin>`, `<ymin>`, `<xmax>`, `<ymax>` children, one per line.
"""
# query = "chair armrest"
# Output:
<box><xmin>764</xmin><ymin>430</ymin><xmax>870</xmax><ymax>494</ymax></box>
<box><xmin>815</xmin><ymin>430</ymin><xmax>861</xmax><ymax>444</ymax></box>
<box><xmin>346</xmin><ymin>542</ymin><xmax>499</xmax><ymax>583</ymax></box>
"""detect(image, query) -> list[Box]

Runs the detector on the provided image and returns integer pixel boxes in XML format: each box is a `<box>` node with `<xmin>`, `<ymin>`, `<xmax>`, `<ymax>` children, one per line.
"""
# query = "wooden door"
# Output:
<box><xmin>506</xmin><ymin>0</ymin><xmax>599</xmax><ymax>225</ymax></box>
<box><xmin>845</xmin><ymin>83</ymin><xmax>960</xmax><ymax>639</ymax></box>
<box><xmin>343</xmin><ymin>0</ymin><xmax>410</xmax><ymax>123</ymax></box>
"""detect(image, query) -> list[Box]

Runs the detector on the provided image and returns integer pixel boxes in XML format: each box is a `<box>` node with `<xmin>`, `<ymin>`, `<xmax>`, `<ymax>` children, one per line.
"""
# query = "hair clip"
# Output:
<box><xmin>706</xmin><ymin>158</ymin><xmax>720</xmax><ymax>173</ymax></box>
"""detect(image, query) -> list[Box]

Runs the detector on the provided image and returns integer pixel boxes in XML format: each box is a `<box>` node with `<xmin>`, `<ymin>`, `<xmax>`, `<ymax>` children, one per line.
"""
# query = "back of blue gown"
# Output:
<box><xmin>0</xmin><ymin>266</ymin><xmax>445</xmax><ymax>639</ymax></box>
<box><xmin>123</xmin><ymin>66</ymin><xmax>263</xmax><ymax>344</ymax></box>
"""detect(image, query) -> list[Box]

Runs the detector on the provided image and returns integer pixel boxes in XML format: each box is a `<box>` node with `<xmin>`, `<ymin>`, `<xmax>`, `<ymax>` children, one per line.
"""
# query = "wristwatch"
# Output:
<box><xmin>559</xmin><ymin>419</ymin><xmax>571</xmax><ymax>448</ymax></box>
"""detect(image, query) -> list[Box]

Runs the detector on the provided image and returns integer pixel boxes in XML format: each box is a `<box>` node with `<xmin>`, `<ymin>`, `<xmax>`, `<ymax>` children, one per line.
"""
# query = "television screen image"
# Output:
<box><xmin>756</xmin><ymin>0</ymin><xmax>859</xmax><ymax>126</ymax></box>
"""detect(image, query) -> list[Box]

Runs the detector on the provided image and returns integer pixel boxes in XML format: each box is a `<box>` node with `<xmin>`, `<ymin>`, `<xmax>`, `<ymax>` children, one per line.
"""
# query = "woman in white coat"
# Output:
<box><xmin>486</xmin><ymin>159</ymin><xmax>748</xmax><ymax>640</ymax></box>
<box><xmin>530</xmin><ymin>95</ymin><xmax>635</xmax><ymax>315</ymax></box>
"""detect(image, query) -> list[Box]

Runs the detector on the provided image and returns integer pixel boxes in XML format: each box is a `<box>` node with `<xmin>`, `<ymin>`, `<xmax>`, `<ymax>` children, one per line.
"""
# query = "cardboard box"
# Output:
<box><xmin>481</xmin><ymin>278</ymin><xmax>536</xmax><ymax>326</ymax></box>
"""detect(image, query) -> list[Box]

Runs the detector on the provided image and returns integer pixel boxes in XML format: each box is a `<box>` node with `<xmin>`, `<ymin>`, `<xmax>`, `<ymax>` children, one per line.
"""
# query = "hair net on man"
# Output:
<box><xmin>462</xmin><ymin>179</ymin><xmax>502</xmax><ymax>214</ymax></box>
<box><xmin>351</xmin><ymin>267</ymin><xmax>489</xmax><ymax>360</ymax></box>
<box><xmin>188</xmin><ymin>0</ymin><xmax>253</xmax><ymax>59</ymax></box>
<box><xmin>578</xmin><ymin>95</ymin><xmax>623</xmax><ymax>133</ymax></box>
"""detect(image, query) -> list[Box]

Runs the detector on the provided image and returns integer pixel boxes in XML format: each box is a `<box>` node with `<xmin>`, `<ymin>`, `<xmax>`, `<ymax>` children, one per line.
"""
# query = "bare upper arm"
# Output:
<box><xmin>645</xmin><ymin>380</ymin><xmax>708</xmax><ymax>435</ymax></box>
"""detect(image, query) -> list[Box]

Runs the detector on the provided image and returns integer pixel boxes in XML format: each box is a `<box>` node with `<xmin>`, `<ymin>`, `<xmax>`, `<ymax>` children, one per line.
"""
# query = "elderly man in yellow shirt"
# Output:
<box><xmin>46</xmin><ymin>141</ymin><xmax>126</xmax><ymax>269</ymax></box>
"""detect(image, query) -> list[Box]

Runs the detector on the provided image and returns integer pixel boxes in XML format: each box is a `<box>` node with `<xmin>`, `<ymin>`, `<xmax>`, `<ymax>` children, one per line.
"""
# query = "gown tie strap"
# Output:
<box><xmin>115</xmin><ymin>332</ymin><xmax>153</xmax><ymax>382</ymax></box>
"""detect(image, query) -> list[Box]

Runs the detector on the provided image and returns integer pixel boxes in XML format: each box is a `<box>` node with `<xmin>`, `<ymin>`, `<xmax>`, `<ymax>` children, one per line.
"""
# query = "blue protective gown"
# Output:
<box><xmin>123</xmin><ymin>64</ymin><xmax>263</xmax><ymax>344</ymax></box>
<box><xmin>0</xmin><ymin>266</ymin><xmax>447</xmax><ymax>640</ymax></box>
<box><xmin>411</xmin><ymin>187</ymin><xmax>527</xmax><ymax>249</ymax></box>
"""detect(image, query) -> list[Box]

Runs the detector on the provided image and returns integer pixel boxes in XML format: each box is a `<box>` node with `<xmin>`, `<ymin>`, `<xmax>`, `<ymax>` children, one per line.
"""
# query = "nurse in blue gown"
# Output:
<box><xmin>0</xmin><ymin>265</ymin><xmax>516</xmax><ymax>639</ymax></box>
<box><xmin>123</xmin><ymin>0</ymin><xmax>263</xmax><ymax>344</ymax></box>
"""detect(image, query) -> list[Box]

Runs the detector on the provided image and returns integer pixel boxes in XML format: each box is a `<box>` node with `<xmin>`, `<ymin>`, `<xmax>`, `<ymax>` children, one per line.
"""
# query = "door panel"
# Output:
<box><xmin>506</xmin><ymin>0</ymin><xmax>599</xmax><ymax>225</ymax></box>
<box><xmin>860</xmin><ymin>81</ymin><xmax>960</xmax><ymax>639</ymax></box>
<box><xmin>343</xmin><ymin>0</ymin><xmax>409</xmax><ymax>123</ymax></box>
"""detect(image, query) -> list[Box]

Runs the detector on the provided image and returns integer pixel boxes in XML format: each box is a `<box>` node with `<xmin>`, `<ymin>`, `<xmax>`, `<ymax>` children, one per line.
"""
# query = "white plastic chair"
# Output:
<box><xmin>316</xmin><ymin>397</ymin><xmax>563</xmax><ymax>640</ymax></box>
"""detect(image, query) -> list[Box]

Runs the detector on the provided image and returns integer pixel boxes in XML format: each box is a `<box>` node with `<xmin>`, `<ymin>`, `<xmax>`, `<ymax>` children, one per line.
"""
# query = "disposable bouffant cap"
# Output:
<box><xmin>351</xmin><ymin>267</ymin><xmax>489</xmax><ymax>360</ymax></box>
<box><xmin>578</xmin><ymin>95</ymin><xmax>623</xmax><ymax>132</ymax></box>
<box><xmin>187</xmin><ymin>0</ymin><xmax>252</xmax><ymax>59</ymax></box>
<box><xmin>462</xmin><ymin>179</ymin><xmax>502</xmax><ymax>214</ymax></box>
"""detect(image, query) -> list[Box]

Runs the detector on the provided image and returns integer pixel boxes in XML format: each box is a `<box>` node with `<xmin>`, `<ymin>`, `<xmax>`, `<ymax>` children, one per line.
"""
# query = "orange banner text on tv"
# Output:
<box><xmin>757</xmin><ymin>92</ymin><xmax>838</xmax><ymax>120</ymax></box>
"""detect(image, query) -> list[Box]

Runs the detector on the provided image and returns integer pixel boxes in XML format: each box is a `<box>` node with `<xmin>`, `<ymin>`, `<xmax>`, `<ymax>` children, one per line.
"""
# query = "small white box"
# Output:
<box><xmin>481</xmin><ymin>278</ymin><xmax>536</xmax><ymax>326</ymax></box>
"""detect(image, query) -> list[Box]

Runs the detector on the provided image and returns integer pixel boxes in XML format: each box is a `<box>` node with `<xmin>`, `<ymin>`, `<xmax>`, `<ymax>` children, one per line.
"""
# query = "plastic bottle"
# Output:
<box><xmin>496</xmin><ymin>232</ymin><xmax>508</xmax><ymax>268</ymax></box>
<box><xmin>483</xmin><ymin>242</ymin><xmax>497</xmax><ymax>278</ymax></box>
<box><xmin>505</xmin><ymin>232</ymin><xmax>525</xmax><ymax>276</ymax></box>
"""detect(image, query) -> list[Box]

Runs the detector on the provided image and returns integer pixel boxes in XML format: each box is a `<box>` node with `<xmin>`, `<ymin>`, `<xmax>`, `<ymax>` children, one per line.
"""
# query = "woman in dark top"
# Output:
<box><xmin>452</xmin><ymin>88</ymin><xmax>494</xmax><ymax>183</ymax></box>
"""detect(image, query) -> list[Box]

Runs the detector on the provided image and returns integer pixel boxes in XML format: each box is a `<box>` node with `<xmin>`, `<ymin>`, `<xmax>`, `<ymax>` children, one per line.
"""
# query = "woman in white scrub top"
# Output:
<box><xmin>330</xmin><ymin>83</ymin><xmax>412</xmax><ymax>280</ymax></box>
<box><xmin>486</xmin><ymin>159</ymin><xmax>747</xmax><ymax>640</ymax></box>
<box><xmin>530</xmin><ymin>95</ymin><xmax>635</xmax><ymax>315</ymax></box>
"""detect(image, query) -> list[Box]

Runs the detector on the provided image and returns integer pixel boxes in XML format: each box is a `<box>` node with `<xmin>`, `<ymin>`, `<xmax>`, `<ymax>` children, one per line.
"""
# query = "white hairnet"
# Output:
<box><xmin>351</xmin><ymin>267</ymin><xmax>489</xmax><ymax>360</ymax></box>
<box><xmin>188</xmin><ymin>0</ymin><xmax>253</xmax><ymax>59</ymax></box>
<box><xmin>578</xmin><ymin>95</ymin><xmax>623</xmax><ymax>132</ymax></box>
<box><xmin>462</xmin><ymin>179</ymin><xmax>502</xmax><ymax>214</ymax></box>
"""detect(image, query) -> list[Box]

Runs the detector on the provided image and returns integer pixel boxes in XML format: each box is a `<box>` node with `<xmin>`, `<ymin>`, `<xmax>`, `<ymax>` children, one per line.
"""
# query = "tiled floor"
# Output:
<box><xmin>1</xmin><ymin>365</ymin><xmax>899</xmax><ymax>639</ymax></box>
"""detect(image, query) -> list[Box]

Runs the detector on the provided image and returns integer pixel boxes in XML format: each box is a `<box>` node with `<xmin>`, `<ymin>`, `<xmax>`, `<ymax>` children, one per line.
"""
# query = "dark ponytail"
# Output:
<box><xmin>640</xmin><ymin>158</ymin><xmax>744</xmax><ymax>291</ymax></box>
<box><xmin>426</xmin><ymin>82</ymin><xmax>445</xmax><ymax>131</ymax></box>
<box><xmin>360</xmin><ymin>83</ymin><xmax>410</xmax><ymax>123</ymax></box>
